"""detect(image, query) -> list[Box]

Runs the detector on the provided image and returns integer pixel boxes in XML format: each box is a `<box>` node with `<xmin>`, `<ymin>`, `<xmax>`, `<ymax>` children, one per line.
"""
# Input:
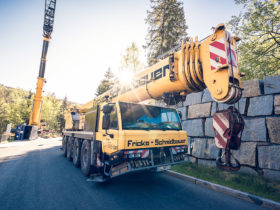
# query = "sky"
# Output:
<box><xmin>0</xmin><ymin>0</ymin><xmax>243</xmax><ymax>104</ymax></box>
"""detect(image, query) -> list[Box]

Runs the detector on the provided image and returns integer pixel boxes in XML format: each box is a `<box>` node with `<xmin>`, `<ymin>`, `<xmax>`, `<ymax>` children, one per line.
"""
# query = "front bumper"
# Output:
<box><xmin>104</xmin><ymin>146</ymin><xmax>188</xmax><ymax>178</ymax></box>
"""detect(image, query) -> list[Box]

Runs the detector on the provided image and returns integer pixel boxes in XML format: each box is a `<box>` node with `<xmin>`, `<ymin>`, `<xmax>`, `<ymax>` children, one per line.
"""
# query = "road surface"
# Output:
<box><xmin>0</xmin><ymin>138</ymin><xmax>265</xmax><ymax>210</ymax></box>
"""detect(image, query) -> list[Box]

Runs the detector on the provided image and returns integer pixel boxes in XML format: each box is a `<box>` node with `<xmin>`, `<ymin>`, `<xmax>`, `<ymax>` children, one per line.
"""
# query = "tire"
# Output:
<box><xmin>73</xmin><ymin>138</ymin><xmax>82</xmax><ymax>167</ymax></box>
<box><xmin>66</xmin><ymin>137</ymin><xmax>73</xmax><ymax>161</ymax></box>
<box><xmin>81</xmin><ymin>140</ymin><xmax>92</xmax><ymax>176</ymax></box>
<box><xmin>62</xmin><ymin>136</ymin><xmax>67</xmax><ymax>157</ymax></box>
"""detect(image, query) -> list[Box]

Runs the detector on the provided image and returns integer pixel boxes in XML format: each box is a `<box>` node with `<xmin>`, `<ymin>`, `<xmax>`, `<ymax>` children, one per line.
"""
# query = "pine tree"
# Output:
<box><xmin>121</xmin><ymin>42</ymin><xmax>144</xmax><ymax>73</ymax></box>
<box><xmin>145</xmin><ymin>0</ymin><xmax>188</xmax><ymax>65</ymax></box>
<box><xmin>95</xmin><ymin>68</ymin><xmax>115</xmax><ymax>96</ymax></box>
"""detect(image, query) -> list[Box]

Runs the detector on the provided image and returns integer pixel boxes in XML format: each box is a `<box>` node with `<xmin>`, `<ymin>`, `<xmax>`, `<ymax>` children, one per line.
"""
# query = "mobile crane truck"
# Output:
<box><xmin>14</xmin><ymin>0</ymin><xmax>56</xmax><ymax>140</ymax></box>
<box><xmin>28</xmin><ymin>0</ymin><xmax>56</xmax><ymax>137</ymax></box>
<box><xmin>62</xmin><ymin>24</ymin><xmax>243</xmax><ymax>181</ymax></box>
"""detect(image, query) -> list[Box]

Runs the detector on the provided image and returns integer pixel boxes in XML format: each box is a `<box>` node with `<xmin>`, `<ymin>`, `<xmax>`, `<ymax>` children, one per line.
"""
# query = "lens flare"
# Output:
<box><xmin>118</xmin><ymin>71</ymin><xmax>134</xmax><ymax>86</ymax></box>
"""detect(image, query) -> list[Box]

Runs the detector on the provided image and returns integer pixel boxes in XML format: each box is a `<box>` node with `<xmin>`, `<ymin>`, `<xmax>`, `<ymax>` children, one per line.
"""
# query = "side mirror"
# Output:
<box><xmin>178</xmin><ymin>111</ymin><xmax>182</xmax><ymax>119</ymax></box>
<box><xmin>102</xmin><ymin>104</ymin><xmax>113</xmax><ymax>114</ymax></box>
<box><xmin>102</xmin><ymin>114</ymin><xmax>110</xmax><ymax>130</ymax></box>
<box><xmin>102</xmin><ymin>114</ymin><xmax>114</xmax><ymax>138</ymax></box>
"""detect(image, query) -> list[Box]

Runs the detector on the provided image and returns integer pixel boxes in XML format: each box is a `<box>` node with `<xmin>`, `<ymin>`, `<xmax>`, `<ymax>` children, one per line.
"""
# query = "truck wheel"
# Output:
<box><xmin>81</xmin><ymin>140</ymin><xmax>91</xmax><ymax>176</ymax></box>
<box><xmin>73</xmin><ymin>138</ymin><xmax>82</xmax><ymax>167</ymax></box>
<box><xmin>66</xmin><ymin>137</ymin><xmax>72</xmax><ymax>161</ymax></box>
<box><xmin>62</xmin><ymin>136</ymin><xmax>67</xmax><ymax>157</ymax></box>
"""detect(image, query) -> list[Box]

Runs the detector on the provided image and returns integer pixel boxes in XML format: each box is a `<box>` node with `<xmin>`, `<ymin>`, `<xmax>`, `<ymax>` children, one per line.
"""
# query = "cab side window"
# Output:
<box><xmin>109</xmin><ymin>105</ymin><xmax>118</xmax><ymax>130</ymax></box>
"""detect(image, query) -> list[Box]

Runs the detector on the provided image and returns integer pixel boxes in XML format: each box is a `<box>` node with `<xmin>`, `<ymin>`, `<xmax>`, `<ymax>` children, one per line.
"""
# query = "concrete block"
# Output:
<box><xmin>258</xmin><ymin>145</ymin><xmax>280</xmax><ymax>170</ymax></box>
<box><xmin>264</xmin><ymin>75</ymin><xmax>280</xmax><ymax>94</ymax></box>
<box><xmin>182</xmin><ymin>119</ymin><xmax>203</xmax><ymax>137</ymax></box>
<box><xmin>241</xmin><ymin>79</ymin><xmax>262</xmax><ymax>97</ymax></box>
<box><xmin>274</xmin><ymin>95</ymin><xmax>280</xmax><ymax>115</ymax></box>
<box><xmin>242</xmin><ymin>118</ymin><xmax>267</xmax><ymax>142</ymax></box>
<box><xmin>247</xmin><ymin>95</ymin><xmax>273</xmax><ymax>116</ymax></box>
<box><xmin>263</xmin><ymin>169</ymin><xmax>280</xmax><ymax>181</ymax></box>
<box><xmin>197</xmin><ymin>159</ymin><xmax>216</xmax><ymax>167</ymax></box>
<box><xmin>232</xmin><ymin>142</ymin><xmax>257</xmax><ymax>166</ymax></box>
<box><xmin>183</xmin><ymin>92</ymin><xmax>202</xmax><ymax>106</ymax></box>
<box><xmin>202</xmin><ymin>89</ymin><xmax>214</xmax><ymax>103</ymax></box>
<box><xmin>205</xmin><ymin>118</ymin><xmax>214</xmax><ymax>137</ymax></box>
<box><xmin>205</xmin><ymin>138</ymin><xmax>219</xmax><ymax>159</ymax></box>
<box><xmin>191</xmin><ymin>138</ymin><xmax>206</xmax><ymax>158</ymax></box>
<box><xmin>188</xmin><ymin>103</ymin><xmax>211</xmax><ymax>118</ymax></box>
<box><xmin>177</xmin><ymin>106</ymin><xmax>187</xmax><ymax>121</ymax></box>
<box><xmin>191</xmin><ymin>138</ymin><xmax>219</xmax><ymax>159</ymax></box>
<box><xmin>266</xmin><ymin>117</ymin><xmax>280</xmax><ymax>144</ymax></box>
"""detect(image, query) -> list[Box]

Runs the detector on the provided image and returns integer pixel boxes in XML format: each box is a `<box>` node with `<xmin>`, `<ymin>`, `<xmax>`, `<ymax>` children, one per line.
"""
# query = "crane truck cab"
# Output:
<box><xmin>63</xmin><ymin>101</ymin><xmax>188</xmax><ymax>181</ymax></box>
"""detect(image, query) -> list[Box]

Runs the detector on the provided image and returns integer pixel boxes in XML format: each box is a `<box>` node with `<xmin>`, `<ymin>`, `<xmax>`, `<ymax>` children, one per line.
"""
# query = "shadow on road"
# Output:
<box><xmin>0</xmin><ymin>140</ymin><xmax>264</xmax><ymax>210</ymax></box>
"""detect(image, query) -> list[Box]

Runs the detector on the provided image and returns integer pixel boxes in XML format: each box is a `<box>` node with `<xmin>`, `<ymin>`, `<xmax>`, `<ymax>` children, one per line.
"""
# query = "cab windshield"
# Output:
<box><xmin>119</xmin><ymin>102</ymin><xmax>181</xmax><ymax>130</ymax></box>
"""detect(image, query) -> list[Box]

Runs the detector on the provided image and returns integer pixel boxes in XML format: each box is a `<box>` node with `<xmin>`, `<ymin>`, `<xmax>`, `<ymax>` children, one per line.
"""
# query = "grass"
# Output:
<box><xmin>171</xmin><ymin>162</ymin><xmax>280</xmax><ymax>202</ymax></box>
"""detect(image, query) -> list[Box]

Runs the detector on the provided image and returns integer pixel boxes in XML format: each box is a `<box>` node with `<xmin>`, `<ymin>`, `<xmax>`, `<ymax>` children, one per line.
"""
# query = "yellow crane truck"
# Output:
<box><xmin>62</xmin><ymin>24</ymin><xmax>243</xmax><ymax>181</ymax></box>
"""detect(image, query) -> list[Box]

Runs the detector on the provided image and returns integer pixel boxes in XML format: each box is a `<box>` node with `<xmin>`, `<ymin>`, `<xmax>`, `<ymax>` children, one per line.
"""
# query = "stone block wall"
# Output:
<box><xmin>174</xmin><ymin>75</ymin><xmax>280</xmax><ymax>181</ymax></box>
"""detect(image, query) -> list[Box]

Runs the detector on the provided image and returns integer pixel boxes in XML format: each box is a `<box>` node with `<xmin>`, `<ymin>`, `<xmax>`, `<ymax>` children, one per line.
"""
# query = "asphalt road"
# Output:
<box><xmin>0</xmin><ymin>138</ymin><xmax>265</xmax><ymax>210</ymax></box>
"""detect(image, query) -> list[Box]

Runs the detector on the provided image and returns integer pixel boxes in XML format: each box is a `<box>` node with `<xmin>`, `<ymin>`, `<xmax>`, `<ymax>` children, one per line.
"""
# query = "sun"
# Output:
<box><xmin>118</xmin><ymin>70</ymin><xmax>135</xmax><ymax>86</ymax></box>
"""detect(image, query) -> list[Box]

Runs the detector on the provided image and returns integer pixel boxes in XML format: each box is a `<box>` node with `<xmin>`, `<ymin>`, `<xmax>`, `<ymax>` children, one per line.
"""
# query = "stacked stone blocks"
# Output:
<box><xmin>175</xmin><ymin>75</ymin><xmax>280</xmax><ymax>180</ymax></box>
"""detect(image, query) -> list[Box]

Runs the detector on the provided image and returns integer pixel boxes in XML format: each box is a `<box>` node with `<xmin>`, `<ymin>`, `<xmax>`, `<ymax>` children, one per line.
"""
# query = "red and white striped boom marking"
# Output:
<box><xmin>213</xmin><ymin>112</ymin><xmax>230</xmax><ymax>148</ymax></box>
<box><xmin>209</xmin><ymin>38</ymin><xmax>237</xmax><ymax>70</ymax></box>
<box><xmin>210</xmin><ymin>38</ymin><xmax>227</xmax><ymax>70</ymax></box>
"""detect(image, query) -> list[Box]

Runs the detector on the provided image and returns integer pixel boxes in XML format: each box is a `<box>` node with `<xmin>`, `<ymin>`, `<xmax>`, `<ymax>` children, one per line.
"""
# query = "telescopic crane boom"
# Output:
<box><xmin>29</xmin><ymin>0</ymin><xmax>56</xmax><ymax>127</ymax></box>
<box><xmin>82</xmin><ymin>24</ymin><xmax>242</xmax><ymax>110</ymax></box>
